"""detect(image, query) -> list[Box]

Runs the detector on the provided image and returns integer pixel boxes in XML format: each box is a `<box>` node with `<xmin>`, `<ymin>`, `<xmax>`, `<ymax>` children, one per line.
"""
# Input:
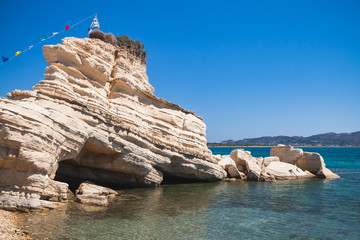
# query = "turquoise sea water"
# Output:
<box><xmin>20</xmin><ymin>147</ymin><xmax>360</xmax><ymax>240</ymax></box>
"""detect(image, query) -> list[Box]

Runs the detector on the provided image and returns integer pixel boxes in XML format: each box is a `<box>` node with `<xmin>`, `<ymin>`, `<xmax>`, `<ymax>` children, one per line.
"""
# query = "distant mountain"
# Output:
<box><xmin>215</xmin><ymin>131</ymin><xmax>360</xmax><ymax>146</ymax></box>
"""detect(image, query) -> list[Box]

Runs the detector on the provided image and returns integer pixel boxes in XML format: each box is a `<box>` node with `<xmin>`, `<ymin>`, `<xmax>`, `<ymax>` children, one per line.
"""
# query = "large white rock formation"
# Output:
<box><xmin>0</xmin><ymin>37</ymin><xmax>226</xmax><ymax>210</ymax></box>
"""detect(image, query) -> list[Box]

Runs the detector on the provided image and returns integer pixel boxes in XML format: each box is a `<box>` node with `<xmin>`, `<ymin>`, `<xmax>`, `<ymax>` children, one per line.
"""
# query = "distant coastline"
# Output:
<box><xmin>210</xmin><ymin>131</ymin><xmax>360</xmax><ymax>147</ymax></box>
<box><xmin>208</xmin><ymin>144</ymin><xmax>360</xmax><ymax>148</ymax></box>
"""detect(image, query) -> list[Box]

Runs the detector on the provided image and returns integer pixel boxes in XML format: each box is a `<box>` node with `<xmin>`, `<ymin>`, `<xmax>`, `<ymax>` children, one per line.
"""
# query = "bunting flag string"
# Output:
<box><xmin>1</xmin><ymin>13</ymin><xmax>96</xmax><ymax>66</ymax></box>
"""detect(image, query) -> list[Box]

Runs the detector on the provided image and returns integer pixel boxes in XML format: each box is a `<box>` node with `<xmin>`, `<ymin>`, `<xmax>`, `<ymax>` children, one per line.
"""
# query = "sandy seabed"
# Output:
<box><xmin>0</xmin><ymin>210</ymin><xmax>29</xmax><ymax>240</ymax></box>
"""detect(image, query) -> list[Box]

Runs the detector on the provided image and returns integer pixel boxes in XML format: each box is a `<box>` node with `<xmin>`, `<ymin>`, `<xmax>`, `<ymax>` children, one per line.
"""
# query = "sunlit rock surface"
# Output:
<box><xmin>0</xmin><ymin>37</ymin><xmax>226</xmax><ymax>210</ymax></box>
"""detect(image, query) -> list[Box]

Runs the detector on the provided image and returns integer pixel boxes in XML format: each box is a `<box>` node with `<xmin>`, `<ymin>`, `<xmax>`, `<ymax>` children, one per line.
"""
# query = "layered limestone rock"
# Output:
<box><xmin>0</xmin><ymin>37</ymin><xmax>226</xmax><ymax>210</ymax></box>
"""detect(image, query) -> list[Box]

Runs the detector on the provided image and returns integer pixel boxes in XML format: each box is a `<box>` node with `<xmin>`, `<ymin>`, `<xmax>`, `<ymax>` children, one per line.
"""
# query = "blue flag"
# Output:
<box><xmin>2</xmin><ymin>56</ymin><xmax>9</xmax><ymax>63</ymax></box>
<box><xmin>88</xmin><ymin>14</ymin><xmax>100</xmax><ymax>34</ymax></box>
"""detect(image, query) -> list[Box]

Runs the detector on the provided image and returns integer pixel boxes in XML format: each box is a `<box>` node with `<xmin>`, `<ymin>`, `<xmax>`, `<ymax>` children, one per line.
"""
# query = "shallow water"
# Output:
<box><xmin>19</xmin><ymin>147</ymin><xmax>360</xmax><ymax>240</ymax></box>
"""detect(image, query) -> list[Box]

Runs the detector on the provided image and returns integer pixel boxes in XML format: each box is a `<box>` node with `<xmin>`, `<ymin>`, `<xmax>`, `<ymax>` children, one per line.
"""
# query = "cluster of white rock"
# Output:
<box><xmin>217</xmin><ymin>144</ymin><xmax>340</xmax><ymax>181</ymax></box>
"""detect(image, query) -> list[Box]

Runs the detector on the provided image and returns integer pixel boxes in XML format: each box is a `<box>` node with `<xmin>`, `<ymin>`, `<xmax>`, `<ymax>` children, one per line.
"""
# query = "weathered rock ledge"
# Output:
<box><xmin>216</xmin><ymin>144</ymin><xmax>340</xmax><ymax>181</ymax></box>
<box><xmin>0</xmin><ymin>37</ymin><xmax>226</xmax><ymax>210</ymax></box>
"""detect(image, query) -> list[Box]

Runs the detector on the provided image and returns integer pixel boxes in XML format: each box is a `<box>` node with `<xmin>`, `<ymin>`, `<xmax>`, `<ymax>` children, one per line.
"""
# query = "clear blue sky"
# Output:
<box><xmin>1</xmin><ymin>0</ymin><xmax>359</xmax><ymax>142</ymax></box>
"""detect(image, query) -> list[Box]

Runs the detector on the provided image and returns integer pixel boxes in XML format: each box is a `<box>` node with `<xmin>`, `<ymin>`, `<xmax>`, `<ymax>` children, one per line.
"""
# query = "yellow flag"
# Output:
<box><xmin>15</xmin><ymin>51</ymin><xmax>22</xmax><ymax>56</ymax></box>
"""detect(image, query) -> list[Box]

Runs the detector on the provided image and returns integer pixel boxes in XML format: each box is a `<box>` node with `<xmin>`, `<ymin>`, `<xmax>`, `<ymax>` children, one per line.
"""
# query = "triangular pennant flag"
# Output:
<box><xmin>27</xmin><ymin>45</ymin><xmax>34</xmax><ymax>50</ymax></box>
<box><xmin>15</xmin><ymin>51</ymin><xmax>21</xmax><ymax>56</ymax></box>
<box><xmin>52</xmin><ymin>32</ymin><xmax>58</xmax><ymax>36</ymax></box>
<box><xmin>40</xmin><ymin>38</ymin><xmax>46</xmax><ymax>42</ymax></box>
<box><xmin>2</xmin><ymin>56</ymin><xmax>9</xmax><ymax>62</ymax></box>
<box><xmin>65</xmin><ymin>25</ymin><xmax>70</xmax><ymax>31</ymax></box>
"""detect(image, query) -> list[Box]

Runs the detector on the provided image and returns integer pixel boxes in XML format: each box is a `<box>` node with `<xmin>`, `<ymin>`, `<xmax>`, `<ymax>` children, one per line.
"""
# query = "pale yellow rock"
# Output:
<box><xmin>264</xmin><ymin>162</ymin><xmax>308</xmax><ymax>180</ymax></box>
<box><xmin>270</xmin><ymin>145</ymin><xmax>303</xmax><ymax>164</ymax></box>
<box><xmin>316</xmin><ymin>167</ymin><xmax>340</xmax><ymax>179</ymax></box>
<box><xmin>296</xmin><ymin>152</ymin><xmax>325</xmax><ymax>173</ymax></box>
<box><xmin>263</xmin><ymin>156</ymin><xmax>280</xmax><ymax>167</ymax></box>
<box><xmin>229</xmin><ymin>149</ymin><xmax>261</xmax><ymax>180</ymax></box>
<box><xmin>218</xmin><ymin>157</ymin><xmax>244</xmax><ymax>179</ymax></box>
<box><xmin>256</xmin><ymin>157</ymin><xmax>264</xmax><ymax>166</ymax></box>
<box><xmin>230</xmin><ymin>149</ymin><xmax>256</xmax><ymax>168</ymax></box>
<box><xmin>246</xmin><ymin>161</ymin><xmax>262</xmax><ymax>180</ymax></box>
<box><xmin>41</xmin><ymin>180</ymin><xmax>69</xmax><ymax>202</ymax></box>
<box><xmin>213</xmin><ymin>155</ymin><xmax>222</xmax><ymax>162</ymax></box>
<box><xmin>75</xmin><ymin>181</ymin><xmax>117</xmax><ymax>206</ymax></box>
<box><xmin>0</xmin><ymin>37</ymin><xmax>226</xmax><ymax>210</ymax></box>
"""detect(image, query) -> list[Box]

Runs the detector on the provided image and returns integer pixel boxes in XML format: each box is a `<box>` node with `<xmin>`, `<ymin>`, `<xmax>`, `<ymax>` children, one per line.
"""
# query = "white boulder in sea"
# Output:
<box><xmin>270</xmin><ymin>144</ymin><xmax>303</xmax><ymax>164</ymax></box>
<box><xmin>264</xmin><ymin>162</ymin><xmax>308</xmax><ymax>180</ymax></box>
<box><xmin>297</xmin><ymin>152</ymin><xmax>325</xmax><ymax>173</ymax></box>
<box><xmin>229</xmin><ymin>149</ymin><xmax>261</xmax><ymax>180</ymax></box>
<box><xmin>218</xmin><ymin>156</ymin><xmax>245</xmax><ymax>179</ymax></box>
<box><xmin>0</xmin><ymin>36</ymin><xmax>226</xmax><ymax>210</ymax></box>
<box><xmin>297</xmin><ymin>152</ymin><xmax>340</xmax><ymax>179</ymax></box>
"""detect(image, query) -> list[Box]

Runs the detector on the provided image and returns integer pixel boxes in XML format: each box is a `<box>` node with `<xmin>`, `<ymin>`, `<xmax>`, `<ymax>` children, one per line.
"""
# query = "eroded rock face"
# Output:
<box><xmin>0</xmin><ymin>37</ymin><xmax>226</xmax><ymax>210</ymax></box>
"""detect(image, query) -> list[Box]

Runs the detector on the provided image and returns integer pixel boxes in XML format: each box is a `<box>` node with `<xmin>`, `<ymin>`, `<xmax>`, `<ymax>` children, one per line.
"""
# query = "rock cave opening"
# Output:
<box><xmin>161</xmin><ymin>172</ymin><xmax>204</xmax><ymax>185</ymax></box>
<box><xmin>53</xmin><ymin>142</ymin><xmax>140</xmax><ymax>192</ymax></box>
<box><xmin>54</xmin><ymin>160</ymin><xmax>86</xmax><ymax>192</ymax></box>
<box><xmin>54</xmin><ymin>159</ymin><xmax>141</xmax><ymax>192</ymax></box>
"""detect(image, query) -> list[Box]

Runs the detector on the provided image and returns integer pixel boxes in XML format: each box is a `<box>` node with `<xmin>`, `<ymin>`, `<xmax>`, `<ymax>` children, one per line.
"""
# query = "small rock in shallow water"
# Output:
<box><xmin>75</xmin><ymin>181</ymin><xmax>118</xmax><ymax>206</ymax></box>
